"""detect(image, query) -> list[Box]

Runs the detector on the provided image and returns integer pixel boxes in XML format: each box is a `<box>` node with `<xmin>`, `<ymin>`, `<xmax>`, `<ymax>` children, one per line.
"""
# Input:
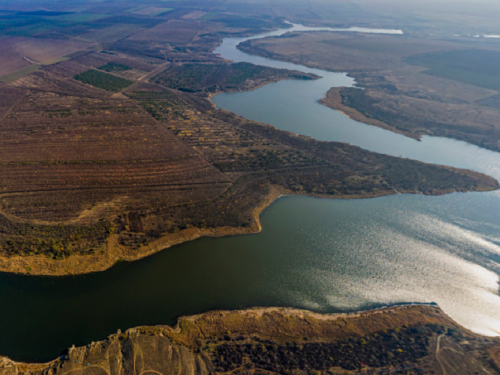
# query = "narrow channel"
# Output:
<box><xmin>213</xmin><ymin>23</ymin><xmax>500</xmax><ymax>180</ymax></box>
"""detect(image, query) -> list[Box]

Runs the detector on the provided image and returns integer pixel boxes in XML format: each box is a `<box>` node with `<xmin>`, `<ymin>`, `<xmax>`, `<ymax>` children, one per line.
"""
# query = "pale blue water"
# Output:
<box><xmin>212</xmin><ymin>24</ymin><xmax>500</xmax><ymax>334</ymax></box>
<box><xmin>213</xmin><ymin>24</ymin><xmax>500</xmax><ymax>177</ymax></box>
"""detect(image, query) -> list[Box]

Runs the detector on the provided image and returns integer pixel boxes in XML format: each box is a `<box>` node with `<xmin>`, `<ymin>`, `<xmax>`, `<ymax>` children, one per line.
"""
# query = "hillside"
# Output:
<box><xmin>1</xmin><ymin>305</ymin><xmax>499</xmax><ymax>375</ymax></box>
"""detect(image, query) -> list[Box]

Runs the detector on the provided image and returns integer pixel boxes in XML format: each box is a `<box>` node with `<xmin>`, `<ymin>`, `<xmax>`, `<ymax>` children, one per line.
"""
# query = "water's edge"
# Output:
<box><xmin>1</xmin><ymin>24</ymin><xmax>500</xmax><ymax>363</ymax></box>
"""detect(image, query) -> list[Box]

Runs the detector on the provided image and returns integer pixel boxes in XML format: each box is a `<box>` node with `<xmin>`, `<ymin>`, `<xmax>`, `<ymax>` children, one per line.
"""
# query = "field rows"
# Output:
<box><xmin>0</xmin><ymin>156</ymin><xmax>226</xmax><ymax>192</ymax></box>
<box><xmin>0</xmin><ymin>91</ymin><xmax>202</xmax><ymax>163</ymax></box>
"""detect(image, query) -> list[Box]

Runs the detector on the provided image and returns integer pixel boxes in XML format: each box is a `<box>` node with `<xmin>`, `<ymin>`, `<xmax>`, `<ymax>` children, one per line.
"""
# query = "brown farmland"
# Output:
<box><xmin>0</xmin><ymin>37</ymin><xmax>93</xmax><ymax>76</ymax></box>
<box><xmin>0</xmin><ymin>15</ymin><xmax>497</xmax><ymax>276</ymax></box>
<box><xmin>128</xmin><ymin>21</ymin><xmax>201</xmax><ymax>44</ymax></box>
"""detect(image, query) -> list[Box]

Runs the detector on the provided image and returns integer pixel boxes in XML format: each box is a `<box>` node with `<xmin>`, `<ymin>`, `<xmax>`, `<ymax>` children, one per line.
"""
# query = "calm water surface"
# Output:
<box><xmin>2</xmin><ymin>24</ymin><xmax>500</xmax><ymax>362</ymax></box>
<box><xmin>212</xmin><ymin>25</ymin><xmax>500</xmax><ymax>331</ymax></box>
<box><xmin>213</xmin><ymin>24</ymin><xmax>500</xmax><ymax>176</ymax></box>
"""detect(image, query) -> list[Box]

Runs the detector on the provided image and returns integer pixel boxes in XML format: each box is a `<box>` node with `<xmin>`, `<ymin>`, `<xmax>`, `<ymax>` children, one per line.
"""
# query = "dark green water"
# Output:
<box><xmin>2</xmin><ymin>24</ymin><xmax>500</xmax><ymax>362</ymax></box>
<box><xmin>2</xmin><ymin>193</ymin><xmax>500</xmax><ymax>362</ymax></box>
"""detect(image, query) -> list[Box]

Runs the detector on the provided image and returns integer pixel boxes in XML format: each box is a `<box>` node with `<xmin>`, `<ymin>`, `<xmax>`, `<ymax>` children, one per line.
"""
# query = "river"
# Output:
<box><xmin>212</xmin><ymin>25</ymin><xmax>500</xmax><ymax>332</ymax></box>
<box><xmin>1</xmin><ymin>24</ymin><xmax>500</xmax><ymax>362</ymax></box>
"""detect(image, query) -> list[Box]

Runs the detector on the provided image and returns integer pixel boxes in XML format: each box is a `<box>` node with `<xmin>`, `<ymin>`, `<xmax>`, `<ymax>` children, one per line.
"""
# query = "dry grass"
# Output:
<box><xmin>128</xmin><ymin>21</ymin><xmax>200</xmax><ymax>43</ymax></box>
<box><xmin>240</xmin><ymin>31</ymin><xmax>500</xmax><ymax>151</ymax></box>
<box><xmin>3</xmin><ymin>305</ymin><xmax>499</xmax><ymax>375</ymax></box>
<box><xmin>0</xmin><ymin>37</ymin><xmax>93</xmax><ymax>76</ymax></box>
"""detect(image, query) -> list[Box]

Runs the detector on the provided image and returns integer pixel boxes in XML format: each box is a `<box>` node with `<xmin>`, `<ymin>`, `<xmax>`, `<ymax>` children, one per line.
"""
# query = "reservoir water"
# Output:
<box><xmin>212</xmin><ymin>25</ymin><xmax>500</xmax><ymax>332</ymax></box>
<box><xmin>2</xmin><ymin>24</ymin><xmax>500</xmax><ymax>362</ymax></box>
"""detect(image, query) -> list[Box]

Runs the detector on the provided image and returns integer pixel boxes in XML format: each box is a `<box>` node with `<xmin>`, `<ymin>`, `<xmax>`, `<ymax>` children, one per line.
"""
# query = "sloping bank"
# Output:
<box><xmin>1</xmin><ymin>155</ymin><xmax>497</xmax><ymax>277</ymax></box>
<box><xmin>1</xmin><ymin>305</ymin><xmax>499</xmax><ymax>374</ymax></box>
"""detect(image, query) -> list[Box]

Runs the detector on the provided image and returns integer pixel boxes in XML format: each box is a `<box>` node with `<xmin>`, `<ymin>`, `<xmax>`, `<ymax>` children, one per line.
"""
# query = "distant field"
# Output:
<box><xmin>129</xmin><ymin>22</ymin><xmax>199</xmax><ymax>43</ymax></box>
<box><xmin>74</xmin><ymin>69</ymin><xmax>133</xmax><ymax>92</ymax></box>
<box><xmin>0</xmin><ymin>20</ymin><xmax>58</xmax><ymax>37</ymax></box>
<box><xmin>200</xmin><ymin>12</ymin><xmax>220</xmax><ymax>20</ymax></box>
<box><xmin>211</xmin><ymin>14</ymin><xmax>285</xmax><ymax>29</ymax></box>
<box><xmin>80</xmin><ymin>24</ymin><xmax>145</xmax><ymax>43</ymax></box>
<box><xmin>0</xmin><ymin>64</ymin><xmax>40</xmax><ymax>83</ymax></box>
<box><xmin>0</xmin><ymin>12</ymin><xmax>109</xmax><ymax>36</ymax></box>
<box><xmin>405</xmin><ymin>49</ymin><xmax>500</xmax><ymax>91</ymax></box>
<box><xmin>319</xmin><ymin>35</ymin><xmax>458</xmax><ymax>58</ymax></box>
<box><xmin>126</xmin><ymin>6</ymin><xmax>147</xmax><ymax>13</ymax></box>
<box><xmin>182</xmin><ymin>11</ymin><xmax>206</xmax><ymax>20</ymax></box>
<box><xmin>132</xmin><ymin>7</ymin><xmax>173</xmax><ymax>16</ymax></box>
<box><xmin>0</xmin><ymin>36</ymin><xmax>92</xmax><ymax>75</ymax></box>
<box><xmin>52</xmin><ymin>13</ymin><xmax>110</xmax><ymax>23</ymax></box>
<box><xmin>98</xmin><ymin>62</ymin><xmax>132</xmax><ymax>72</ymax></box>
<box><xmin>41</xmin><ymin>56</ymin><xmax>70</xmax><ymax>65</ymax></box>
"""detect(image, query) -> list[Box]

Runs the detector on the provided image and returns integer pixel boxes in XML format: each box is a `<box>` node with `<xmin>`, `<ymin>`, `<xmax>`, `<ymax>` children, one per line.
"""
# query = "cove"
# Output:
<box><xmin>1</xmin><ymin>25</ymin><xmax>500</xmax><ymax>362</ymax></box>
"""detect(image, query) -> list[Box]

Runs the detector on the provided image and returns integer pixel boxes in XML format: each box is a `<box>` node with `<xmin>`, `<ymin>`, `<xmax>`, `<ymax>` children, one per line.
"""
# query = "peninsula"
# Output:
<box><xmin>238</xmin><ymin>31</ymin><xmax>500</xmax><ymax>152</ymax></box>
<box><xmin>0</xmin><ymin>11</ymin><xmax>497</xmax><ymax>276</ymax></box>
<box><xmin>1</xmin><ymin>305</ymin><xmax>499</xmax><ymax>374</ymax></box>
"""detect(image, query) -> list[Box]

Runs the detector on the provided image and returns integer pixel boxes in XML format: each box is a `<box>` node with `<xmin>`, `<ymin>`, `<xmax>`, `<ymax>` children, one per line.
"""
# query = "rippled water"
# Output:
<box><xmin>1</xmin><ymin>24</ymin><xmax>500</xmax><ymax>363</ymax></box>
<box><xmin>213</xmin><ymin>25</ymin><xmax>500</xmax><ymax>334</ymax></box>
<box><xmin>2</xmin><ymin>193</ymin><xmax>500</xmax><ymax>362</ymax></box>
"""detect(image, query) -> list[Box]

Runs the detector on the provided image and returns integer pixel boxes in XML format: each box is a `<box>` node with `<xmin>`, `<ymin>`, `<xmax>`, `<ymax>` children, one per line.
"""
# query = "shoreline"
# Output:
<box><xmin>0</xmin><ymin>185</ymin><xmax>284</xmax><ymax>277</ymax></box>
<box><xmin>2</xmin><ymin>303</ymin><xmax>498</xmax><ymax>367</ymax></box>
<box><xmin>0</xmin><ymin>304</ymin><xmax>455</xmax><ymax>363</ymax></box>
<box><xmin>205</xmin><ymin>74</ymin><xmax>319</xmax><ymax>100</ymax></box>
<box><xmin>0</xmin><ymin>28</ymin><xmax>498</xmax><ymax>277</ymax></box>
<box><xmin>237</xmin><ymin>37</ymin><xmax>500</xmax><ymax>153</ymax></box>
<box><xmin>318</xmin><ymin>87</ymin><xmax>421</xmax><ymax>141</ymax></box>
<box><xmin>1</xmin><ymin>181</ymin><xmax>497</xmax><ymax>277</ymax></box>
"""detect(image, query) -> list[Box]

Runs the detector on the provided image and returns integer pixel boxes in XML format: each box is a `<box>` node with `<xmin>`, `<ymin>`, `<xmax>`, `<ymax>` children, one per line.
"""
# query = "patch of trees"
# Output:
<box><xmin>109</xmin><ymin>40</ymin><xmax>166</xmax><ymax>61</ymax></box>
<box><xmin>74</xmin><ymin>69</ymin><xmax>133</xmax><ymax>92</ymax></box>
<box><xmin>128</xmin><ymin>91</ymin><xmax>188</xmax><ymax>122</ymax></box>
<box><xmin>98</xmin><ymin>62</ymin><xmax>132</xmax><ymax>73</ymax></box>
<box><xmin>154</xmin><ymin>62</ymin><xmax>314</xmax><ymax>93</ymax></box>
<box><xmin>0</xmin><ymin>215</ymin><xmax>112</xmax><ymax>259</ymax></box>
<box><xmin>212</xmin><ymin>325</ymin><xmax>445</xmax><ymax>372</ymax></box>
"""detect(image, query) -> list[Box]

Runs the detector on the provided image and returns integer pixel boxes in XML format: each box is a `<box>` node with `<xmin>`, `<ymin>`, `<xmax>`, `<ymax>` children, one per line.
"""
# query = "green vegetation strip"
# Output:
<box><xmin>155</xmin><ymin>62</ymin><xmax>310</xmax><ymax>93</ymax></box>
<box><xmin>73</xmin><ymin>69</ymin><xmax>133</xmax><ymax>92</ymax></box>
<box><xmin>98</xmin><ymin>62</ymin><xmax>132</xmax><ymax>72</ymax></box>
<box><xmin>0</xmin><ymin>65</ymin><xmax>40</xmax><ymax>83</ymax></box>
<box><xmin>52</xmin><ymin>13</ymin><xmax>110</xmax><ymax>23</ymax></box>
<box><xmin>149</xmin><ymin>8</ymin><xmax>173</xmax><ymax>16</ymax></box>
